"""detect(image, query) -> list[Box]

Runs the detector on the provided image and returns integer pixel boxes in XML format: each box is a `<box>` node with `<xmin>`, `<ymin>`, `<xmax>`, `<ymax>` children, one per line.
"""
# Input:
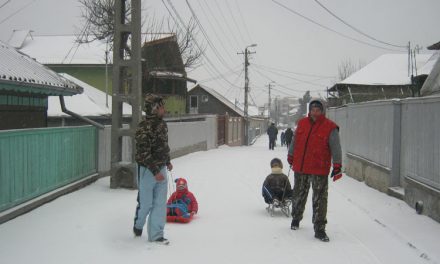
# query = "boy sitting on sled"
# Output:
<box><xmin>262</xmin><ymin>158</ymin><xmax>293</xmax><ymax>208</ymax></box>
<box><xmin>167</xmin><ymin>178</ymin><xmax>198</xmax><ymax>223</ymax></box>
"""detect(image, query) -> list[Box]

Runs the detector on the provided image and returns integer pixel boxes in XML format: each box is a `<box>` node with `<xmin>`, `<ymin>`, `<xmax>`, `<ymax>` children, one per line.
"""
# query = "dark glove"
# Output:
<box><xmin>287</xmin><ymin>155</ymin><xmax>293</xmax><ymax>166</ymax></box>
<box><xmin>331</xmin><ymin>163</ymin><xmax>342</xmax><ymax>182</ymax></box>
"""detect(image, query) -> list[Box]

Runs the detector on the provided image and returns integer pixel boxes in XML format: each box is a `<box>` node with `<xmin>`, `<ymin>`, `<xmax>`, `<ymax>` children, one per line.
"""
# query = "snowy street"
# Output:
<box><xmin>0</xmin><ymin>136</ymin><xmax>439</xmax><ymax>264</ymax></box>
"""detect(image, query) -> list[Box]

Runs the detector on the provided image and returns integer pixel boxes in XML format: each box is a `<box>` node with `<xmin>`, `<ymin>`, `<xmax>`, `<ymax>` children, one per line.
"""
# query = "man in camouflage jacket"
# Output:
<box><xmin>133</xmin><ymin>94</ymin><xmax>173</xmax><ymax>245</ymax></box>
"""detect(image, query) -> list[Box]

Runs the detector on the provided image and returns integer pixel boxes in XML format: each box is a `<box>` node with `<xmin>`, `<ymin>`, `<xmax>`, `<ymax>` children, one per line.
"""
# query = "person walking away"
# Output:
<box><xmin>267</xmin><ymin>123</ymin><xmax>278</xmax><ymax>150</ymax></box>
<box><xmin>133</xmin><ymin>94</ymin><xmax>173</xmax><ymax>245</ymax></box>
<box><xmin>284</xmin><ymin>127</ymin><xmax>293</xmax><ymax>149</ymax></box>
<box><xmin>287</xmin><ymin>99</ymin><xmax>342</xmax><ymax>242</ymax></box>
<box><xmin>280</xmin><ymin>131</ymin><xmax>286</xmax><ymax>147</ymax></box>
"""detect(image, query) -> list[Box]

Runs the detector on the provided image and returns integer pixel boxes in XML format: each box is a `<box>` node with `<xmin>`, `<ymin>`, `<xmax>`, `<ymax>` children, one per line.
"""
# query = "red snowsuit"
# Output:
<box><xmin>167</xmin><ymin>189</ymin><xmax>198</xmax><ymax>215</ymax></box>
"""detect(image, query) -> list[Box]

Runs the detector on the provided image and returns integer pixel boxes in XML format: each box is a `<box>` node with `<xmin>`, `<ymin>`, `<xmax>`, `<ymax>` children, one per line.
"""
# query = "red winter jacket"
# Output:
<box><xmin>291</xmin><ymin>114</ymin><xmax>338</xmax><ymax>176</ymax></box>
<box><xmin>167</xmin><ymin>190</ymin><xmax>198</xmax><ymax>213</ymax></box>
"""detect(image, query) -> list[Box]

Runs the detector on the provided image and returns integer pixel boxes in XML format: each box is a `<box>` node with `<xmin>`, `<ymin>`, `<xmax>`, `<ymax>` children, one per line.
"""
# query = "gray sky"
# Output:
<box><xmin>1</xmin><ymin>0</ymin><xmax>439</xmax><ymax>105</ymax></box>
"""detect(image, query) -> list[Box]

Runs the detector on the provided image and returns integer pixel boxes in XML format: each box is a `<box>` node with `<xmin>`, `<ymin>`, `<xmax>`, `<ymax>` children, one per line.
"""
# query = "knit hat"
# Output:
<box><xmin>175</xmin><ymin>178</ymin><xmax>188</xmax><ymax>191</ymax></box>
<box><xmin>309</xmin><ymin>100</ymin><xmax>324</xmax><ymax>112</ymax></box>
<box><xmin>144</xmin><ymin>94</ymin><xmax>165</xmax><ymax>115</ymax></box>
<box><xmin>270</xmin><ymin>158</ymin><xmax>283</xmax><ymax>168</ymax></box>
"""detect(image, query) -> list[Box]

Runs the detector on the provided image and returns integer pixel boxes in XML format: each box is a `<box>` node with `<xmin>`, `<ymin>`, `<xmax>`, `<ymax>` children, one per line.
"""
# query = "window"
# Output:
<box><xmin>202</xmin><ymin>95</ymin><xmax>209</xmax><ymax>103</ymax></box>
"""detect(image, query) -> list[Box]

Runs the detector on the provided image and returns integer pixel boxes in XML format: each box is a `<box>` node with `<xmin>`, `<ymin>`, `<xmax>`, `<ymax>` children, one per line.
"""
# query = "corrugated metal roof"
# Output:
<box><xmin>0</xmin><ymin>41</ymin><xmax>82</xmax><ymax>96</ymax></box>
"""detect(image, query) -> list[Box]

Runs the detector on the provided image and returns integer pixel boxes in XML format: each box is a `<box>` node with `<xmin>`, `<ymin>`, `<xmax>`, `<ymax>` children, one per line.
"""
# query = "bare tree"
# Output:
<box><xmin>338</xmin><ymin>58</ymin><xmax>365</xmax><ymax>81</ymax></box>
<box><xmin>77</xmin><ymin>0</ymin><xmax>204</xmax><ymax>69</ymax></box>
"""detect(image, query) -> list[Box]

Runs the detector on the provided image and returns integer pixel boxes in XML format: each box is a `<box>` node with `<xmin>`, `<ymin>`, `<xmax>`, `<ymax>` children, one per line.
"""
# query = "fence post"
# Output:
<box><xmin>391</xmin><ymin>100</ymin><xmax>402</xmax><ymax>187</ymax></box>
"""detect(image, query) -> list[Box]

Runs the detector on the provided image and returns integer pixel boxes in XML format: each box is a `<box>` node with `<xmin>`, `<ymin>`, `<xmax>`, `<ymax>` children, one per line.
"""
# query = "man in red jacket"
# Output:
<box><xmin>287</xmin><ymin>99</ymin><xmax>342</xmax><ymax>242</ymax></box>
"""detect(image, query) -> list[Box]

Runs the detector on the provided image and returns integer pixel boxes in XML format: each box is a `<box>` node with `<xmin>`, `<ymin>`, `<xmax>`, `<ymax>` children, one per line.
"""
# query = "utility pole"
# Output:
<box><xmin>238</xmin><ymin>44</ymin><xmax>257</xmax><ymax>145</ymax></box>
<box><xmin>266</xmin><ymin>82</ymin><xmax>274</xmax><ymax>120</ymax></box>
<box><xmin>110</xmin><ymin>0</ymin><xmax>142</xmax><ymax>189</ymax></box>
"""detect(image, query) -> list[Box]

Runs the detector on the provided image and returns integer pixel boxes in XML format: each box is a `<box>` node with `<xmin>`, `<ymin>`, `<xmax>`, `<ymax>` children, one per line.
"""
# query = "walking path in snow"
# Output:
<box><xmin>0</xmin><ymin>136</ymin><xmax>439</xmax><ymax>264</ymax></box>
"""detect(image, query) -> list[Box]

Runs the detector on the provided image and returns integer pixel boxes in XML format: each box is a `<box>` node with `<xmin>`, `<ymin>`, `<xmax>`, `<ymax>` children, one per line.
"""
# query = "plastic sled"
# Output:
<box><xmin>166</xmin><ymin>214</ymin><xmax>193</xmax><ymax>223</ymax></box>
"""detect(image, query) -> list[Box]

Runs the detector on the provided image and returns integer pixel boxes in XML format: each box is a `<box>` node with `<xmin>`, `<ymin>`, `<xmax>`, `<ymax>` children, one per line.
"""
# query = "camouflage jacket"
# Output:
<box><xmin>135</xmin><ymin>116</ymin><xmax>171</xmax><ymax>175</ymax></box>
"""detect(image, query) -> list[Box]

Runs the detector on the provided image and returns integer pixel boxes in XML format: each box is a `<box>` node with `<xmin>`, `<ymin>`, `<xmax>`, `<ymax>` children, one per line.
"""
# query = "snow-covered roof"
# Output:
<box><xmin>8</xmin><ymin>32</ymin><xmax>177</xmax><ymax>66</ymax></box>
<box><xmin>0</xmin><ymin>40</ymin><xmax>82</xmax><ymax>95</ymax></box>
<box><xmin>48</xmin><ymin>73</ymin><xmax>132</xmax><ymax>117</ymax></box>
<box><xmin>341</xmin><ymin>53</ymin><xmax>433</xmax><ymax>86</ymax></box>
<box><xmin>420</xmin><ymin>53</ymin><xmax>440</xmax><ymax>96</ymax></box>
<box><xmin>418</xmin><ymin>52</ymin><xmax>439</xmax><ymax>76</ymax></box>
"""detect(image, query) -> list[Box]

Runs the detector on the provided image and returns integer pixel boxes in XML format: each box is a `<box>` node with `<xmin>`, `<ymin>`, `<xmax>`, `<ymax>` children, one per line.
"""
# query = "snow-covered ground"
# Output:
<box><xmin>0</xmin><ymin>136</ymin><xmax>439</xmax><ymax>264</ymax></box>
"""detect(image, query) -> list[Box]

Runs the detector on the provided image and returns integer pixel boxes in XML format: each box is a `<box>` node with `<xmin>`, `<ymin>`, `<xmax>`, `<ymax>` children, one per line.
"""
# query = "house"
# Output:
<box><xmin>188</xmin><ymin>84</ymin><xmax>246</xmax><ymax>117</ymax></box>
<box><xmin>9</xmin><ymin>31</ymin><xmax>193</xmax><ymax>116</ymax></box>
<box><xmin>328</xmin><ymin>53</ymin><xmax>434</xmax><ymax>106</ymax></box>
<box><xmin>188</xmin><ymin>84</ymin><xmax>268</xmax><ymax>146</ymax></box>
<box><xmin>141</xmin><ymin>35</ymin><xmax>195</xmax><ymax>115</ymax></box>
<box><xmin>0</xmin><ymin>40</ymin><xmax>82</xmax><ymax>130</ymax></box>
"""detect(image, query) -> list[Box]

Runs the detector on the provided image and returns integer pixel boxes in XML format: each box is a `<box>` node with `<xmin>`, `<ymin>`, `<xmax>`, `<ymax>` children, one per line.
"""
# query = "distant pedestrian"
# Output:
<box><xmin>287</xmin><ymin>99</ymin><xmax>342</xmax><ymax>242</ymax></box>
<box><xmin>280</xmin><ymin>131</ymin><xmax>285</xmax><ymax>147</ymax></box>
<box><xmin>133</xmin><ymin>94</ymin><xmax>173</xmax><ymax>245</ymax></box>
<box><xmin>284</xmin><ymin>127</ymin><xmax>293</xmax><ymax>149</ymax></box>
<box><xmin>267</xmin><ymin>123</ymin><xmax>278</xmax><ymax>150</ymax></box>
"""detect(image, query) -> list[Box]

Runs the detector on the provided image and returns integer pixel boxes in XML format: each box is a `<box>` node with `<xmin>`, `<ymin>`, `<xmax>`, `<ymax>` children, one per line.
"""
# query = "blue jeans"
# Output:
<box><xmin>133</xmin><ymin>165</ymin><xmax>168</xmax><ymax>241</ymax></box>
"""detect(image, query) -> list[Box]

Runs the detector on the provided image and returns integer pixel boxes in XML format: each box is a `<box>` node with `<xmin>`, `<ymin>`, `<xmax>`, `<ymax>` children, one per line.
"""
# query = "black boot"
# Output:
<box><xmin>133</xmin><ymin>226</ymin><xmax>142</xmax><ymax>237</ymax></box>
<box><xmin>314</xmin><ymin>230</ymin><xmax>330</xmax><ymax>242</ymax></box>
<box><xmin>290</xmin><ymin>219</ymin><xmax>299</xmax><ymax>230</ymax></box>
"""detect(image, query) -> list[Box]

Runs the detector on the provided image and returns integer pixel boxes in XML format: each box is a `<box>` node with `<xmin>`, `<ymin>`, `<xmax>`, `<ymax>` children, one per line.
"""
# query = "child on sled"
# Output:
<box><xmin>167</xmin><ymin>178</ymin><xmax>198</xmax><ymax>223</ymax></box>
<box><xmin>262</xmin><ymin>158</ymin><xmax>293</xmax><ymax>216</ymax></box>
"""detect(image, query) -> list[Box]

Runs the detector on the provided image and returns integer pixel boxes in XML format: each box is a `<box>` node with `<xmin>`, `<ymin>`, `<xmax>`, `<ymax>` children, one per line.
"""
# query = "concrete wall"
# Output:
<box><xmin>98</xmin><ymin>115</ymin><xmax>218</xmax><ymax>176</ymax></box>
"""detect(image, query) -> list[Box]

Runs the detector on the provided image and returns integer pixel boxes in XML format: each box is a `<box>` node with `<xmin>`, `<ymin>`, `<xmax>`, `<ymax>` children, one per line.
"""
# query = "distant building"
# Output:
<box><xmin>0</xmin><ymin>41</ymin><xmax>82</xmax><ymax>130</ymax></box>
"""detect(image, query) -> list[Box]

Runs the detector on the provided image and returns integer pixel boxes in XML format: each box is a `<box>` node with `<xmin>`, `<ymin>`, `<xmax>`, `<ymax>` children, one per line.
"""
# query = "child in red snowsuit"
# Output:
<box><xmin>166</xmin><ymin>178</ymin><xmax>198</xmax><ymax>222</ymax></box>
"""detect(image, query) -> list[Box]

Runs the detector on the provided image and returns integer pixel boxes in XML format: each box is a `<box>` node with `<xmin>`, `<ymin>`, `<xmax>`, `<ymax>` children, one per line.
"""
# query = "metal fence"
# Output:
<box><xmin>0</xmin><ymin>126</ymin><xmax>97</xmax><ymax>212</ymax></box>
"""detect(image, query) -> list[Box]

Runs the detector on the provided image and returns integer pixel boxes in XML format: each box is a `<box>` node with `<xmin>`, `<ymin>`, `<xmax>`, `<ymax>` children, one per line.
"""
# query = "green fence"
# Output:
<box><xmin>0</xmin><ymin>126</ymin><xmax>97</xmax><ymax>212</ymax></box>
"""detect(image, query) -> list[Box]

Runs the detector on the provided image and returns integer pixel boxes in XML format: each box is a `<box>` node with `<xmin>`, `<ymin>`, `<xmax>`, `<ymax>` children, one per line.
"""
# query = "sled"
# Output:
<box><xmin>166</xmin><ymin>214</ymin><xmax>194</xmax><ymax>223</ymax></box>
<box><xmin>266</xmin><ymin>198</ymin><xmax>292</xmax><ymax>217</ymax></box>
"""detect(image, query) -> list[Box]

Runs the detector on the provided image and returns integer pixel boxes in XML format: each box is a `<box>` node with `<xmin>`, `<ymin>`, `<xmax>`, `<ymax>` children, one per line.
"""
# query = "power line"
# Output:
<box><xmin>164</xmin><ymin>0</ymin><xmax>242</xmax><ymax>89</ymax></box>
<box><xmin>233</xmin><ymin>0</ymin><xmax>254</xmax><ymax>43</ymax></box>
<box><xmin>271</xmin><ymin>0</ymin><xmax>404</xmax><ymax>52</ymax></box>
<box><xmin>196</xmin><ymin>0</ymin><xmax>238</xmax><ymax>58</ymax></box>
<box><xmin>253</xmin><ymin>63</ymin><xmax>335</xmax><ymax>78</ymax></box>
<box><xmin>0</xmin><ymin>0</ymin><xmax>35</xmax><ymax>25</ymax></box>
<box><xmin>253</xmin><ymin>64</ymin><xmax>331</xmax><ymax>87</ymax></box>
<box><xmin>0</xmin><ymin>0</ymin><xmax>11</xmax><ymax>9</ymax></box>
<box><xmin>185</xmin><ymin>0</ymin><xmax>237</xmax><ymax>72</ymax></box>
<box><xmin>213</xmin><ymin>0</ymin><xmax>243</xmax><ymax>48</ymax></box>
<box><xmin>313</xmin><ymin>0</ymin><xmax>407</xmax><ymax>49</ymax></box>
<box><xmin>224</xmin><ymin>0</ymin><xmax>247</xmax><ymax>44</ymax></box>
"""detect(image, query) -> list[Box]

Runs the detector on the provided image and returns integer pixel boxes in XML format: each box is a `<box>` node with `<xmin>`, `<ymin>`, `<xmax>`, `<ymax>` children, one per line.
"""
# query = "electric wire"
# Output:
<box><xmin>0</xmin><ymin>0</ymin><xmax>35</xmax><ymax>25</ymax></box>
<box><xmin>271</xmin><ymin>0</ymin><xmax>404</xmax><ymax>52</ymax></box>
<box><xmin>313</xmin><ymin>0</ymin><xmax>407</xmax><ymax>49</ymax></box>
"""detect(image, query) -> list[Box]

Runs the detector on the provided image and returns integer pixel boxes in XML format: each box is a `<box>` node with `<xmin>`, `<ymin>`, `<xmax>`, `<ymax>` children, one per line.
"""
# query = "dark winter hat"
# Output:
<box><xmin>144</xmin><ymin>94</ymin><xmax>165</xmax><ymax>115</ymax></box>
<box><xmin>309</xmin><ymin>100</ymin><xmax>324</xmax><ymax>112</ymax></box>
<box><xmin>270</xmin><ymin>158</ymin><xmax>283</xmax><ymax>168</ymax></box>
<box><xmin>175</xmin><ymin>178</ymin><xmax>188</xmax><ymax>191</ymax></box>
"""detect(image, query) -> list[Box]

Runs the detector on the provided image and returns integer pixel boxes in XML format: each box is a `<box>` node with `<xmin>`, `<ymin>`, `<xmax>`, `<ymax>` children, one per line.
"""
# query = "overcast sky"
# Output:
<box><xmin>1</xmin><ymin>0</ymin><xmax>439</xmax><ymax>105</ymax></box>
